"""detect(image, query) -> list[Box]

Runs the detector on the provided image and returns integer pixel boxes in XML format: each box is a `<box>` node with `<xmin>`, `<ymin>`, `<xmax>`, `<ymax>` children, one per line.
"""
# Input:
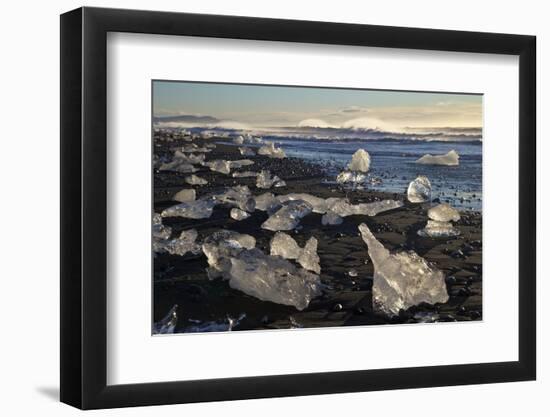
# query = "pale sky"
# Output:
<box><xmin>153</xmin><ymin>80</ymin><xmax>482</xmax><ymax>130</ymax></box>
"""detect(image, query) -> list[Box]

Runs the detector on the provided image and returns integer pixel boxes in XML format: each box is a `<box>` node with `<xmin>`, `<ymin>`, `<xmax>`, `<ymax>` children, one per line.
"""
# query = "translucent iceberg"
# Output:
<box><xmin>161</xmin><ymin>199</ymin><xmax>216</xmax><ymax>219</ymax></box>
<box><xmin>261</xmin><ymin>200</ymin><xmax>313</xmax><ymax>231</ymax></box>
<box><xmin>428</xmin><ymin>203</ymin><xmax>461</xmax><ymax>222</ymax></box>
<box><xmin>160</xmin><ymin>229</ymin><xmax>202</xmax><ymax>256</ymax></box>
<box><xmin>228</xmin><ymin>159</ymin><xmax>255</xmax><ymax>169</ymax></box>
<box><xmin>258</xmin><ymin>141</ymin><xmax>286</xmax><ymax>159</ymax></box>
<box><xmin>238</xmin><ymin>146</ymin><xmax>255</xmax><ymax>156</ymax></box>
<box><xmin>173</xmin><ymin>188</ymin><xmax>196</xmax><ymax>202</ymax></box>
<box><xmin>321</xmin><ymin>211</ymin><xmax>343</xmax><ymax>226</ymax></box>
<box><xmin>256</xmin><ymin>170</ymin><xmax>286</xmax><ymax>189</ymax></box>
<box><xmin>229</xmin><ymin>248</ymin><xmax>322</xmax><ymax>310</ymax></box>
<box><xmin>347</xmin><ymin>148</ymin><xmax>371</xmax><ymax>172</ymax></box>
<box><xmin>254</xmin><ymin>192</ymin><xmax>281</xmax><ymax>213</ymax></box>
<box><xmin>184</xmin><ymin>314</ymin><xmax>246</xmax><ymax>333</ymax></box>
<box><xmin>185</xmin><ymin>174</ymin><xmax>208</xmax><ymax>185</ymax></box>
<box><xmin>212</xmin><ymin>185</ymin><xmax>256</xmax><ymax>211</ymax></box>
<box><xmin>152</xmin><ymin>305</ymin><xmax>178</xmax><ymax>334</ymax></box>
<box><xmin>327</xmin><ymin>198</ymin><xmax>404</xmax><ymax>217</ymax></box>
<box><xmin>416</xmin><ymin>149</ymin><xmax>460</xmax><ymax>166</ymax></box>
<box><xmin>336</xmin><ymin>171</ymin><xmax>367</xmax><ymax>184</ymax></box>
<box><xmin>230</xmin><ymin>208</ymin><xmax>251</xmax><ymax>221</ymax></box>
<box><xmin>359</xmin><ymin>223</ymin><xmax>449</xmax><ymax>317</ymax></box>
<box><xmin>417</xmin><ymin>220</ymin><xmax>461</xmax><ymax>238</ymax></box>
<box><xmin>232</xmin><ymin>171</ymin><xmax>258</xmax><ymax>178</ymax></box>
<box><xmin>407</xmin><ymin>176</ymin><xmax>432</xmax><ymax>203</ymax></box>
<box><xmin>270</xmin><ymin>232</ymin><xmax>321</xmax><ymax>273</ymax></box>
<box><xmin>205</xmin><ymin>160</ymin><xmax>231</xmax><ymax>174</ymax></box>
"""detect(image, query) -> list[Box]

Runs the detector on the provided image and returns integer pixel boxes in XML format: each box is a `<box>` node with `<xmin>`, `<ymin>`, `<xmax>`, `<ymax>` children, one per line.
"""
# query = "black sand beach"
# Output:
<box><xmin>153</xmin><ymin>133</ymin><xmax>482</xmax><ymax>332</ymax></box>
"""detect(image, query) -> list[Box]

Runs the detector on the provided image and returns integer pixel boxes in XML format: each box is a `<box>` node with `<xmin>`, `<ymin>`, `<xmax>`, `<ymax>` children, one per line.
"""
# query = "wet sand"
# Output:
<box><xmin>153</xmin><ymin>135</ymin><xmax>482</xmax><ymax>332</ymax></box>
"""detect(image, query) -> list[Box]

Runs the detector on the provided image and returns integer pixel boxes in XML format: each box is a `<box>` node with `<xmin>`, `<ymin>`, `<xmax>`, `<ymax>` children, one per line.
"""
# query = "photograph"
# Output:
<box><xmin>152</xmin><ymin>81</ymin><xmax>483</xmax><ymax>334</ymax></box>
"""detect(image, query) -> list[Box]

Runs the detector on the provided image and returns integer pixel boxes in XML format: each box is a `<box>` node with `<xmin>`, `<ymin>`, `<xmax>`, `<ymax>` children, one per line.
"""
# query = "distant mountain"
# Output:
<box><xmin>153</xmin><ymin>114</ymin><xmax>220</xmax><ymax>124</ymax></box>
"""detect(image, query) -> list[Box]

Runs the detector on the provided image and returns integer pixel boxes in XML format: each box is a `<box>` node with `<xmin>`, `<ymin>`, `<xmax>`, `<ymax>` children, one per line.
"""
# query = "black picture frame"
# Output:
<box><xmin>60</xmin><ymin>6</ymin><xmax>536</xmax><ymax>410</ymax></box>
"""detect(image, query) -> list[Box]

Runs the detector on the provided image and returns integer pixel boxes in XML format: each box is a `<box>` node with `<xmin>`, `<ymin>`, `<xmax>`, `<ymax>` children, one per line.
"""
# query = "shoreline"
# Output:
<box><xmin>153</xmin><ymin>135</ymin><xmax>482</xmax><ymax>332</ymax></box>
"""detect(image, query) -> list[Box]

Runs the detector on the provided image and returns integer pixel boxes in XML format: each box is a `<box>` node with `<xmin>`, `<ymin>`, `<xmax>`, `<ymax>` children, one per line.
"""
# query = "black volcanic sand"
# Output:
<box><xmin>153</xmin><ymin>135</ymin><xmax>482</xmax><ymax>332</ymax></box>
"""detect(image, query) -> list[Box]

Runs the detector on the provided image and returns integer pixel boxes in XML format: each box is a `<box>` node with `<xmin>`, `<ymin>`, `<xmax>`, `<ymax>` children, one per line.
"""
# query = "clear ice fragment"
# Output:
<box><xmin>152</xmin><ymin>305</ymin><xmax>178</xmax><ymax>334</ymax></box>
<box><xmin>173</xmin><ymin>188</ymin><xmax>196</xmax><ymax>202</ymax></box>
<box><xmin>407</xmin><ymin>176</ymin><xmax>432</xmax><ymax>203</ymax></box>
<box><xmin>230</xmin><ymin>208</ymin><xmax>251</xmax><ymax>221</ymax></box>
<box><xmin>161</xmin><ymin>199</ymin><xmax>216</xmax><ymax>219</ymax></box>
<box><xmin>417</xmin><ymin>220</ymin><xmax>461</xmax><ymax>238</ymax></box>
<box><xmin>428</xmin><ymin>203</ymin><xmax>461</xmax><ymax>222</ymax></box>
<box><xmin>347</xmin><ymin>148</ymin><xmax>371</xmax><ymax>172</ymax></box>
<box><xmin>359</xmin><ymin>223</ymin><xmax>449</xmax><ymax>317</ymax></box>
<box><xmin>258</xmin><ymin>141</ymin><xmax>286</xmax><ymax>159</ymax></box>
<box><xmin>261</xmin><ymin>200</ymin><xmax>313</xmax><ymax>231</ymax></box>
<box><xmin>416</xmin><ymin>150</ymin><xmax>460</xmax><ymax>166</ymax></box>
<box><xmin>185</xmin><ymin>174</ymin><xmax>208</xmax><ymax>185</ymax></box>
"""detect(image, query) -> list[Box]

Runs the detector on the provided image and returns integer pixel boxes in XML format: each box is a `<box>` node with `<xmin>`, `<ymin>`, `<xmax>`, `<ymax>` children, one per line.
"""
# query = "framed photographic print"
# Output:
<box><xmin>60</xmin><ymin>6</ymin><xmax>536</xmax><ymax>409</ymax></box>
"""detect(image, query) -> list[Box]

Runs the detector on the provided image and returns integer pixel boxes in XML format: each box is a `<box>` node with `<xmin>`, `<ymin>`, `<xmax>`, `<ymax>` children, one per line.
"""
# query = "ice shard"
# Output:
<box><xmin>336</xmin><ymin>171</ymin><xmax>367</xmax><ymax>184</ymax></box>
<box><xmin>228</xmin><ymin>159</ymin><xmax>255</xmax><ymax>169</ymax></box>
<box><xmin>233</xmin><ymin>135</ymin><xmax>244</xmax><ymax>145</ymax></box>
<box><xmin>269</xmin><ymin>232</ymin><xmax>322</xmax><ymax>274</ymax></box>
<box><xmin>327</xmin><ymin>198</ymin><xmax>404</xmax><ymax>217</ymax></box>
<box><xmin>347</xmin><ymin>148</ymin><xmax>371</xmax><ymax>172</ymax></box>
<box><xmin>158</xmin><ymin>160</ymin><xmax>197</xmax><ymax>173</ymax></box>
<box><xmin>160</xmin><ymin>229</ymin><xmax>202</xmax><ymax>256</ymax></box>
<box><xmin>161</xmin><ymin>199</ymin><xmax>216</xmax><ymax>219</ymax></box>
<box><xmin>152</xmin><ymin>213</ymin><xmax>171</xmax><ymax>240</ymax></box>
<box><xmin>185</xmin><ymin>174</ymin><xmax>208</xmax><ymax>185</ymax></box>
<box><xmin>416</xmin><ymin>149</ymin><xmax>460</xmax><ymax>166</ymax></box>
<box><xmin>254</xmin><ymin>192</ymin><xmax>281</xmax><ymax>213</ymax></box>
<box><xmin>230</xmin><ymin>208</ymin><xmax>251</xmax><ymax>221</ymax></box>
<box><xmin>417</xmin><ymin>220</ymin><xmax>461</xmax><ymax>238</ymax></box>
<box><xmin>256</xmin><ymin>170</ymin><xmax>286</xmax><ymax>189</ymax></box>
<box><xmin>428</xmin><ymin>203</ymin><xmax>461</xmax><ymax>222</ymax></box>
<box><xmin>238</xmin><ymin>146</ymin><xmax>255</xmax><ymax>156</ymax></box>
<box><xmin>152</xmin><ymin>305</ymin><xmax>178</xmax><ymax>334</ymax></box>
<box><xmin>261</xmin><ymin>200</ymin><xmax>313</xmax><ymax>231</ymax></box>
<box><xmin>205</xmin><ymin>160</ymin><xmax>231</xmax><ymax>174</ymax></box>
<box><xmin>407</xmin><ymin>176</ymin><xmax>432</xmax><ymax>203</ymax></box>
<box><xmin>173</xmin><ymin>188</ymin><xmax>196</xmax><ymax>202</ymax></box>
<box><xmin>358</xmin><ymin>223</ymin><xmax>449</xmax><ymax>317</ymax></box>
<box><xmin>212</xmin><ymin>185</ymin><xmax>256</xmax><ymax>211</ymax></box>
<box><xmin>276</xmin><ymin>193</ymin><xmax>328</xmax><ymax>213</ymax></box>
<box><xmin>232</xmin><ymin>171</ymin><xmax>259</xmax><ymax>178</ymax></box>
<box><xmin>258</xmin><ymin>141</ymin><xmax>286</xmax><ymax>159</ymax></box>
<box><xmin>228</xmin><ymin>248</ymin><xmax>322</xmax><ymax>310</ymax></box>
<box><xmin>173</xmin><ymin>150</ymin><xmax>205</xmax><ymax>165</ymax></box>
<box><xmin>202</xmin><ymin>230</ymin><xmax>257</xmax><ymax>279</ymax></box>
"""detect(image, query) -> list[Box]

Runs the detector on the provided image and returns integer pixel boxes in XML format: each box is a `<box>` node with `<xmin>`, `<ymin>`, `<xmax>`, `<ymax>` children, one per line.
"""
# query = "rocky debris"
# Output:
<box><xmin>407</xmin><ymin>176</ymin><xmax>432</xmax><ymax>203</ymax></box>
<box><xmin>359</xmin><ymin>223</ymin><xmax>449</xmax><ymax>317</ymax></box>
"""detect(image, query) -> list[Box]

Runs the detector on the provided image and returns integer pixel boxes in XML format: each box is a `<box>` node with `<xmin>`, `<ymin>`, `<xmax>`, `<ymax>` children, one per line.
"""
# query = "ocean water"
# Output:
<box><xmin>262</xmin><ymin>137</ymin><xmax>482</xmax><ymax>211</ymax></box>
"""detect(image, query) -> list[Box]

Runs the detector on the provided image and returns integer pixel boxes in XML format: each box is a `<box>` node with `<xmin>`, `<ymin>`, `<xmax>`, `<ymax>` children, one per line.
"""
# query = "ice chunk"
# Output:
<box><xmin>258</xmin><ymin>141</ymin><xmax>286</xmax><ymax>159</ymax></box>
<box><xmin>269</xmin><ymin>232</ymin><xmax>321</xmax><ymax>273</ymax></box>
<box><xmin>228</xmin><ymin>159</ymin><xmax>255</xmax><ymax>169</ymax></box>
<box><xmin>327</xmin><ymin>198</ymin><xmax>404</xmax><ymax>217</ymax></box>
<box><xmin>152</xmin><ymin>305</ymin><xmax>178</xmax><ymax>334</ymax></box>
<box><xmin>336</xmin><ymin>171</ymin><xmax>367</xmax><ymax>184</ymax></box>
<box><xmin>254</xmin><ymin>192</ymin><xmax>281</xmax><ymax>213</ymax></box>
<box><xmin>160</xmin><ymin>229</ymin><xmax>202</xmax><ymax>256</ymax></box>
<box><xmin>152</xmin><ymin>213</ymin><xmax>171</xmax><ymax>240</ymax></box>
<box><xmin>416</xmin><ymin>149</ymin><xmax>459</xmax><ymax>166</ymax></box>
<box><xmin>297</xmin><ymin>237</ymin><xmax>321</xmax><ymax>274</ymax></box>
<box><xmin>347</xmin><ymin>149</ymin><xmax>371</xmax><ymax>172</ymax></box>
<box><xmin>321</xmin><ymin>211</ymin><xmax>344</xmax><ymax>225</ymax></box>
<box><xmin>158</xmin><ymin>160</ymin><xmax>197</xmax><ymax>173</ymax></box>
<box><xmin>233</xmin><ymin>135</ymin><xmax>244</xmax><ymax>145</ymax></box>
<box><xmin>173</xmin><ymin>151</ymin><xmax>205</xmax><ymax>165</ymax></box>
<box><xmin>261</xmin><ymin>200</ymin><xmax>313</xmax><ymax>231</ymax></box>
<box><xmin>238</xmin><ymin>146</ymin><xmax>255</xmax><ymax>156</ymax></box>
<box><xmin>185</xmin><ymin>174</ymin><xmax>208</xmax><ymax>185</ymax></box>
<box><xmin>417</xmin><ymin>220</ymin><xmax>461</xmax><ymax>238</ymax></box>
<box><xmin>228</xmin><ymin>248</ymin><xmax>322</xmax><ymax>310</ymax></box>
<box><xmin>173</xmin><ymin>188</ymin><xmax>196</xmax><ymax>202</ymax></box>
<box><xmin>407</xmin><ymin>176</ymin><xmax>432</xmax><ymax>203</ymax></box>
<box><xmin>205</xmin><ymin>160</ymin><xmax>231</xmax><ymax>174</ymax></box>
<box><xmin>212</xmin><ymin>185</ymin><xmax>256</xmax><ymax>211</ymax></box>
<box><xmin>428</xmin><ymin>203</ymin><xmax>461</xmax><ymax>222</ymax></box>
<box><xmin>161</xmin><ymin>199</ymin><xmax>216</xmax><ymax>219</ymax></box>
<box><xmin>277</xmin><ymin>193</ymin><xmax>328</xmax><ymax>214</ymax></box>
<box><xmin>359</xmin><ymin>223</ymin><xmax>449</xmax><ymax>317</ymax></box>
<box><xmin>256</xmin><ymin>170</ymin><xmax>286</xmax><ymax>189</ymax></box>
<box><xmin>184</xmin><ymin>314</ymin><xmax>246</xmax><ymax>333</ymax></box>
<box><xmin>202</xmin><ymin>230</ymin><xmax>257</xmax><ymax>279</ymax></box>
<box><xmin>180</xmin><ymin>144</ymin><xmax>211</xmax><ymax>153</ymax></box>
<box><xmin>230</xmin><ymin>208</ymin><xmax>251</xmax><ymax>221</ymax></box>
<box><xmin>232</xmin><ymin>171</ymin><xmax>258</xmax><ymax>178</ymax></box>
